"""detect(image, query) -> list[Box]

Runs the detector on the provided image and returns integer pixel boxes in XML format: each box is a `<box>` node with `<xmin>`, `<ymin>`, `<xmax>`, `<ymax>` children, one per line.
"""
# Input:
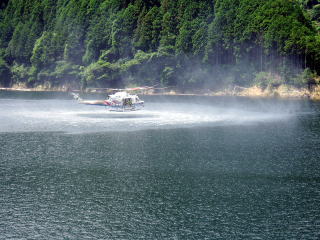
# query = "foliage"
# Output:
<box><xmin>0</xmin><ymin>56</ymin><xmax>11</xmax><ymax>86</ymax></box>
<box><xmin>291</xmin><ymin>68</ymin><xmax>317</xmax><ymax>87</ymax></box>
<box><xmin>0</xmin><ymin>0</ymin><xmax>319</xmax><ymax>89</ymax></box>
<box><xmin>254</xmin><ymin>72</ymin><xmax>284</xmax><ymax>88</ymax></box>
<box><xmin>10</xmin><ymin>62</ymin><xmax>30</xmax><ymax>84</ymax></box>
<box><xmin>311</xmin><ymin>4</ymin><xmax>320</xmax><ymax>20</ymax></box>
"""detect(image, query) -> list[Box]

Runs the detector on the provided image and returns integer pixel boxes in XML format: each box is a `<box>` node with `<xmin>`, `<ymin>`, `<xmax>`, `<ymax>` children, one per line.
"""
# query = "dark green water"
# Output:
<box><xmin>1</xmin><ymin>91</ymin><xmax>320</xmax><ymax>239</ymax></box>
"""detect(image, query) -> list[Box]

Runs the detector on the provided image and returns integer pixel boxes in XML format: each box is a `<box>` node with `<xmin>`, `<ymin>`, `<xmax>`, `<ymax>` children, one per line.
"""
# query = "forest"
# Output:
<box><xmin>1</xmin><ymin>0</ymin><xmax>320</xmax><ymax>91</ymax></box>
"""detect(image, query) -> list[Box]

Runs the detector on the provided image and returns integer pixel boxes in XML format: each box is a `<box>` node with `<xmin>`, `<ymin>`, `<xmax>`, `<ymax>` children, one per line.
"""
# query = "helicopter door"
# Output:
<box><xmin>123</xmin><ymin>98</ymin><xmax>133</xmax><ymax>107</ymax></box>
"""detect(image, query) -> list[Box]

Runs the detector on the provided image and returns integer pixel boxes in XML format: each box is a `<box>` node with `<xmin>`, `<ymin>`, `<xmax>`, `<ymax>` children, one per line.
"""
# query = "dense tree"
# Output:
<box><xmin>0</xmin><ymin>56</ymin><xmax>11</xmax><ymax>86</ymax></box>
<box><xmin>0</xmin><ymin>0</ymin><xmax>319</xmax><ymax>89</ymax></box>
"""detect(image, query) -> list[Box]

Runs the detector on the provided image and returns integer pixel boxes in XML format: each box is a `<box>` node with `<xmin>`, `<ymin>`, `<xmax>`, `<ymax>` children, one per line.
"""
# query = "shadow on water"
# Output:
<box><xmin>77</xmin><ymin>113</ymin><xmax>157</xmax><ymax>119</ymax></box>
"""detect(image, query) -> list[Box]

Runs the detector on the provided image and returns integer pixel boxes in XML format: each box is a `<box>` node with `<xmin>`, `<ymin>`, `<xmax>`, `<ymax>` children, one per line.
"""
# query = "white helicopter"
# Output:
<box><xmin>71</xmin><ymin>87</ymin><xmax>148</xmax><ymax>111</ymax></box>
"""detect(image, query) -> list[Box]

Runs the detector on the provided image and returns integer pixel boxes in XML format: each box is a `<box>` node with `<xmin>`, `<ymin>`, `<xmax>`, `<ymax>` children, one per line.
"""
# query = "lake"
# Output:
<box><xmin>1</xmin><ymin>91</ymin><xmax>320</xmax><ymax>239</ymax></box>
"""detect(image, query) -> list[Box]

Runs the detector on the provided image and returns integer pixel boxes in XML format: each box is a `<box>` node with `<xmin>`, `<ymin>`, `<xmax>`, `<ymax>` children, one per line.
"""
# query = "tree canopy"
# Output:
<box><xmin>0</xmin><ymin>0</ymin><xmax>319</xmax><ymax>89</ymax></box>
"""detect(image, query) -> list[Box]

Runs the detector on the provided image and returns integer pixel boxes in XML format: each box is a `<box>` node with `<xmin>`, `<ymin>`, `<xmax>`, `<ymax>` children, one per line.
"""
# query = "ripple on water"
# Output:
<box><xmin>1</xmin><ymin>97</ymin><xmax>320</xmax><ymax>239</ymax></box>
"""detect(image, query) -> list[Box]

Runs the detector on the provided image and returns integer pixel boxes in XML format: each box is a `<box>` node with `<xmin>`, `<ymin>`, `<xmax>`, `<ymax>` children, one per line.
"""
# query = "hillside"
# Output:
<box><xmin>0</xmin><ymin>0</ymin><xmax>320</xmax><ymax>91</ymax></box>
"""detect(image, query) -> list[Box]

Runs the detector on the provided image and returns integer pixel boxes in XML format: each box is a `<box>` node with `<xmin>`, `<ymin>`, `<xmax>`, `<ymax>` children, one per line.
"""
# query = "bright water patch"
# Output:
<box><xmin>0</xmin><ymin>97</ymin><xmax>298</xmax><ymax>133</ymax></box>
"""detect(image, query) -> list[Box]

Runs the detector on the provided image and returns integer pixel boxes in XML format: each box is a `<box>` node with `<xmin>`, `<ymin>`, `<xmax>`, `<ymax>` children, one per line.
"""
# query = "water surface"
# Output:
<box><xmin>1</xmin><ymin>91</ymin><xmax>320</xmax><ymax>239</ymax></box>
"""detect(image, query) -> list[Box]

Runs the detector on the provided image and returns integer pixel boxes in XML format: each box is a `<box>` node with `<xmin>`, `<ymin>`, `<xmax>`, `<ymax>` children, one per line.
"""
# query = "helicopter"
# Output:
<box><xmin>71</xmin><ymin>87</ymin><xmax>149</xmax><ymax>111</ymax></box>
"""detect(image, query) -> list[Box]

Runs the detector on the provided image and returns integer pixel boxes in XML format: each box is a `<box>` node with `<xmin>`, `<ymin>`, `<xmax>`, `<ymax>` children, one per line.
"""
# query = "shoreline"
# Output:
<box><xmin>1</xmin><ymin>84</ymin><xmax>320</xmax><ymax>101</ymax></box>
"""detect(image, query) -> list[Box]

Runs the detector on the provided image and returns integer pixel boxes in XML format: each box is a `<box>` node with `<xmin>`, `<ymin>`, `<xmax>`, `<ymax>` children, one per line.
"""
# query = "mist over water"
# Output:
<box><xmin>0</xmin><ymin>95</ymin><xmax>304</xmax><ymax>133</ymax></box>
<box><xmin>1</xmin><ymin>92</ymin><xmax>320</xmax><ymax>239</ymax></box>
